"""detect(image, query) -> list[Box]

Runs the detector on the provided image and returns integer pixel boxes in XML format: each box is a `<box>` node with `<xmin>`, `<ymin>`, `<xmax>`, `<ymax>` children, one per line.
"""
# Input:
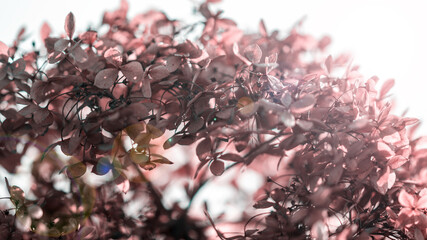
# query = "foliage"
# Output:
<box><xmin>1</xmin><ymin>0</ymin><xmax>427</xmax><ymax>239</ymax></box>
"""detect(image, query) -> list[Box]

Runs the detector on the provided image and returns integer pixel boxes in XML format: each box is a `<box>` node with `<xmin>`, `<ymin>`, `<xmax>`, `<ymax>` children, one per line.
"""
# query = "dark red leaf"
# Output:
<box><xmin>188</xmin><ymin>117</ymin><xmax>204</xmax><ymax>133</ymax></box>
<box><xmin>54</xmin><ymin>39</ymin><xmax>69</xmax><ymax>52</ymax></box>
<box><xmin>141</xmin><ymin>77</ymin><xmax>152</xmax><ymax>98</ymax></box>
<box><xmin>220</xmin><ymin>153</ymin><xmax>243</xmax><ymax>162</ymax></box>
<box><xmin>120</xmin><ymin>61</ymin><xmax>143</xmax><ymax>82</ymax></box>
<box><xmin>210</xmin><ymin>160</ymin><xmax>225</xmax><ymax>176</ymax></box>
<box><xmin>70</xmin><ymin>45</ymin><xmax>88</xmax><ymax>63</ymax></box>
<box><xmin>166</xmin><ymin>56</ymin><xmax>181</xmax><ymax>72</ymax></box>
<box><xmin>196</xmin><ymin>137</ymin><xmax>211</xmax><ymax>161</ymax></box>
<box><xmin>65</xmin><ymin>12</ymin><xmax>75</xmax><ymax>39</ymax></box>
<box><xmin>33</xmin><ymin>108</ymin><xmax>51</xmax><ymax>125</ymax></box>
<box><xmin>10</xmin><ymin>58</ymin><xmax>26</xmax><ymax>76</ymax></box>
<box><xmin>244</xmin><ymin>44</ymin><xmax>262</xmax><ymax>64</ymax></box>
<box><xmin>94</xmin><ymin>68</ymin><xmax>118</xmax><ymax>89</ymax></box>
<box><xmin>253</xmin><ymin>200</ymin><xmax>274</xmax><ymax>209</ymax></box>
<box><xmin>149</xmin><ymin>65</ymin><xmax>169</xmax><ymax>80</ymax></box>
<box><xmin>48</xmin><ymin>51</ymin><xmax>65</xmax><ymax>64</ymax></box>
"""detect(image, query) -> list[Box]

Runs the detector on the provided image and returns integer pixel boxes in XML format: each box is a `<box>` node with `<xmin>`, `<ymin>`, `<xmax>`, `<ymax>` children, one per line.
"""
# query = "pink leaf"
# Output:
<box><xmin>40</xmin><ymin>22</ymin><xmax>51</xmax><ymax>42</ymax></box>
<box><xmin>416</xmin><ymin>195</ymin><xmax>427</xmax><ymax>209</ymax></box>
<box><xmin>233</xmin><ymin>43</ymin><xmax>251</xmax><ymax>66</ymax></box>
<box><xmin>377</xmin><ymin>141</ymin><xmax>394</xmax><ymax>158</ymax></box>
<box><xmin>244</xmin><ymin>44</ymin><xmax>262</xmax><ymax>64</ymax></box>
<box><xmin>65</xmin><ymin>12</ymin><xmax>75</xmax><ymax>39</ymax></box>
<box><xmin>399</xmin><ymin>189</ymin><xmax>415</xmax><ymax>208</ymax></box>
<box><xmin>325</xmin><ymin>55</ymin><xmax>332</xmax><ymax>74</ymax></box>
<box><xmin>388</xmin><ymin>155</ymin><xmax>408</xmax><ymax>169</ymax></box>
<box><xmin>149</xmin><ymin>65</ymin><xmax>169</xmax><ymax>80</ymax></box>
<box><xmin>0</xmin><ymin>41</ymin><xmax>8</xmax><ymax>56</ymax></box>
<box><xmin>267</xmin><ymin>75</ymin><xmax>284</xmax><ymax>91</ymax></box>
<box><xmin>79</xmin><ymin>31</ymin><xmax>98</xmax><ymax>45</ymax></box>
<box><xmin>346</xmin><ymin>118</ymin><xmax>369</xmax><ymax>131</ymax></box>
<box><xmin>210</xmin><ymin>160</ymin><xmax>225</xmax><ymax>176</ymax></box>
<box><xmin>379</xmin><ymin>79</ymin><xmax>395</xmax><ymax>99</ymax></box>
<box><xmin>104</xmin><ymin>48</ymin><xmax>122</xmax><ymax>67</ymax></box>
<box><xmin>141</xmin><ymin>77</ymin><xmax>152</xmax><ymax>98</ymax></box>
<box><xmin>120</xmin><ymin>61</ymin><xmax>143</xmax><ymax>82</ymax></box>
<box><xmin>259</xmin><ymin>19</ymin><xmax>268</xmax><ymax>37</ymax></box>
<box><xmin>290</xmin><ymin>94</ymin><xmax>316</xmax><ymax>114</ymax></box>
<box><xmin>94</xmin><ymin>68</ymin><xmax>119</xmax><ymax>89</ymax></box>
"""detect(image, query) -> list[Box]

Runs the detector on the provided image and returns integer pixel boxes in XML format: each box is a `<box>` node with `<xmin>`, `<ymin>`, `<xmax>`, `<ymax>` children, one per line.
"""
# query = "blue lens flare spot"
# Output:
<box><xmin>96</xmin><ymin>158</ymin><xmax>113</xmax><ymax>175</ymax></box>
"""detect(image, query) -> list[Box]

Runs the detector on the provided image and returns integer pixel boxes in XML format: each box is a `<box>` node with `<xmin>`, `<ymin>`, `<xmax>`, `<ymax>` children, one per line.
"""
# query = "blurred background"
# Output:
<box><xmin>1</xmin><ymin>0</ymin><xmax>427</xmax><ymax>223</ymax></box>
